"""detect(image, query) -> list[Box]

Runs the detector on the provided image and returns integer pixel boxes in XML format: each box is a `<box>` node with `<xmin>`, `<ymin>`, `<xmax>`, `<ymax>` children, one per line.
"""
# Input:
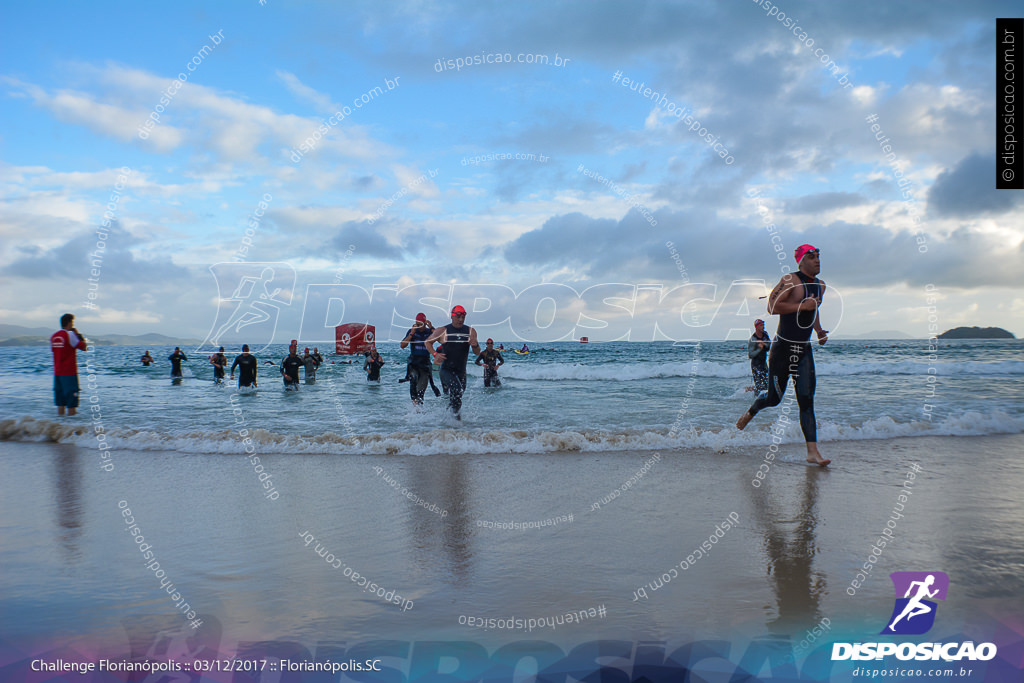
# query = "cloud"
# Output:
<box><xmin>275</xmin><ymin>70</ymin><xmax>340</xmax><ymax>113</ymax></box>
<box><xmin>928</xmin><ymin>153</ymin><xmax>1024</xmax><ymax>217</ymax></box>
<box><xmin>785</xmin><ymin>192</ymin><xmax>868</xmax><ymax>214</ymax></box>
<box><xmin>329</xmin><ymin>221</ymin><xmax>405</xmax><ymax>259</ymax></box>
<box><xmin>2</xmin><ymin>224</ymin><xmax>187</xmax><ymax>282</ymax></box>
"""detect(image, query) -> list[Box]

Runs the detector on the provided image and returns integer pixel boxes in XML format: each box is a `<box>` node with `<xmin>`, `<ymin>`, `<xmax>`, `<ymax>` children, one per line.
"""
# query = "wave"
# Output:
<box><xmin>2</xmin><ymin>410</ymin><xmax>1021</xmax><ymax>456</ymax></box>
<box><xmin>501</xmin><ymin>359</ymin><xmax>1024</xmax><ymax>381</ymax></box>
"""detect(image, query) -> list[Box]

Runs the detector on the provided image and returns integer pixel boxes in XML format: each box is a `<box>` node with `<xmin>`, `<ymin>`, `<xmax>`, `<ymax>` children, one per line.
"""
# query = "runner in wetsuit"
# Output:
<box><xmin>280</xmin><ymin>345</ymin><xmax>304</xmax><ymax>390</ymax></box>
<box><xmin>748</xmin><ymin>319</ymin><xmax>770</xmax><ymax>392</ymax></box>
<box><xmin>475</xmin><ymin>338</ymin><xmax>505</xmax><ymax>387</ymax></box>
<box><xmin>425</xmin><ymin>305</ymin><xmax>482</xmax><ymax>420</ymax></box>
<box><xmin>211</xmin><ymin>347</ymin><xmax>227</xmax><ymax>382</ymax></box>
<box><xmin>400</xmin><ymin>313</ymin><xmax>440</xmax><ymax>404</ymax></box>
<box><xmin>737</xmin><ymin>244</ymin><xmax>831</xmax><ymax>466</ymax></box>
<box><xmin>364</xmin><ymin>349</ymin><xmax>385</xmax><ymax>382</ymax></box>
<box><xmin>302</xmin><ymin>348</ymin><xmax>318</xmax><ymax>384</ymax></box>
<box><xmin>230</xmin><ymin>344</ymin><xmax>258</xmax><ymax>388</ymax></box>
<box><xmin>168</xmin><ymin>347</ymin><xmax>188</xmax><ymax>378</ymax></box>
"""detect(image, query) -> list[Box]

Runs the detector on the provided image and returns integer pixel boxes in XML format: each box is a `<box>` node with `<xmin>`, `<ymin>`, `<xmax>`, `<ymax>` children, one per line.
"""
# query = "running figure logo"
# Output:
<box><xmin>201</xmin><ymin>263</ymin><xmax>295</xmax><ymax>353</ymax></box>
<box><xmin>881</xmin><ymin>571</ymin><xmax>949</xmax><ymax>635</ymax></box>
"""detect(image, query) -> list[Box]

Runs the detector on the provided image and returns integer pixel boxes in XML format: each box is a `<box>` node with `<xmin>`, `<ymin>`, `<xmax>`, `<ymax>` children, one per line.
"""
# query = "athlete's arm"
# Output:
<box><xmin>496</xmin><ymin>352</ymin><xmax>504</xmax><ymax>366</ymax></box>
<box><xmin>424</xmin><ymin>327</ymin><xmax>446</xmax><ymax>355</ymax></box>
<box><xmin>767</xmin><ymin>274</ymin><xmax>810</xmax><ymax>315</ymax></box>
<box><xmin>813</xmin><ymin>312</ymin><xmax>828</xmax><ymax>344</ymax></box>
<box><xmin>468</xmin><ymin>327</ymin><xmax>481</xmax><ymax>355</ymax></box>
<box><xmin>474</xmin><ymin>353</ymin><xmax>484</xmax><ymax>366</ymax></box>
<box><xmin>400</xmin><ymin>329</ymin><xmax>413</xmax><ymax>349</ymax></box>
<box><xmin>71</xmin><ymin>328</ymin><xmax>87</xmax><ymax>351</ymax></box>
<box><xmin>811</xmin><ymin>278</ymin><xmax>827</xmax><ymax>344</ymax></box>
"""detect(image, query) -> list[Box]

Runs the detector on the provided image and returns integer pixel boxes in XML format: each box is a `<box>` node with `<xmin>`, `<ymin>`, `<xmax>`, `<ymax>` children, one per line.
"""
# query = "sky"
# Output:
<box><xmin>1</xmin><ymin>0</ymin><xmax>1021</xmax><ymax>344</ymax></box>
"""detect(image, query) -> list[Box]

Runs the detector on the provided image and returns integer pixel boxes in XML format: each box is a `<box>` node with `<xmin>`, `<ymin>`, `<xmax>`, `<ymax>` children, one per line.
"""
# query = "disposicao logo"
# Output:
<box><xmin>882</xmin><ymin>571</ymin><xmax>948</xmax><ymax>635</ymax></box>
<box><xmin>832</xmin><ymin>572</ymin><xmax>997</xmax><ymax>662</ymax></box>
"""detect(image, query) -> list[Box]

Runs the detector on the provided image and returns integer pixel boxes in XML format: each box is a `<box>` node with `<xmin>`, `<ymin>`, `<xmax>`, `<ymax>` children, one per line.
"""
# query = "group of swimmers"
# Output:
<box><xmin>124</xmin><ymin>244</ymin><xmax>831</xmax><ymax>457</ymax></box>
<box><xmin>397</xmin><ymin>308</ymin><xmax>503</xmax><ymax>419</ymax></box>
<box><xmin>137</xmin><ymin>308</ymin><xmax>504</xmax><ymax>420</ymax></box>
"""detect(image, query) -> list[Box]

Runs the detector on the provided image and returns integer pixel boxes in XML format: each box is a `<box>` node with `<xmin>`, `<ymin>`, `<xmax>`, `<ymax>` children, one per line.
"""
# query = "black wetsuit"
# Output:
<box><xmin>281</xmin><ymin>354</ymin><xmax>303</xmax><ymax>388</ymax></box>
<box><xmin>746</xmin><ymin>271</ymin><xmax>825</xmax><ymax>443</ymax></box>
<box><xmin>231</xmin><ymin>354</ymin><xmax>258</xmax><ymax>387</ymax></box>
<box><xmin>169</xmin><ymin>351</ymin><xmax>188</xmax><ymax>377</ymax></box>
<box><xmin>440</xmin><ymin>324</ymin><xmax>472</xmax><ymax>417</ymax></box>
<box><xmin>364</xmin><ymin>353</ymin><xmax>384</xmax><ymax>381</ymax></box>
<box><xmin>212</xmin><ymin>353</ymin><xmax>227</xmax><ymax>380</ymax></box>
<box><xmin>475</xmin><ymin>349</ymin><xmax>504</xmax><ymax>387</ymax></box>
<box><xmin>748</xmin><ymin>333</ymin><xmax>770</xmax><ymax>392</ymax></box>
<box><xmin>404</xmin><ymin>328</ymin><xmax>436</xmax><ymax>403</ymax></box>
<box><xmin>140</xmin><ymin>355</ymin><xmax>153</xmax><ymax>366</ymax></box>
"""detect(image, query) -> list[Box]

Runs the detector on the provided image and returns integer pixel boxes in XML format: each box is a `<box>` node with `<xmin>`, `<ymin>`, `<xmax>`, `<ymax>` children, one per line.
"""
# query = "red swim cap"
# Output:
<box><xmin>415</xmin><ymin>312</ymin><xmax>427</xmax><ymax>322</ymax></box>
<box><xmin>451</xmin><ymin>305</ymin><xmax>467</xmax><ymax>315</ymax></box>
<box><xmin>794</xmin><ymin>244</ymin><xmax>818</xmax><ymax>263</ymax></box>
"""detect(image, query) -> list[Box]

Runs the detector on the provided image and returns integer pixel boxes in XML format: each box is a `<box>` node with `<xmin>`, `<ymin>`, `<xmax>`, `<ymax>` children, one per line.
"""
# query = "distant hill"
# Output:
<box><xmin>0</xmin><ymin>323</ymin><xmax>52</xmax><ymax>338</ymax></box>
<box><xmin>0</xmin><ymin>324</ymin><xmax>204</xmax><ymax>347</ymax></box>
<box><xmin>938</xmin><ymin>326</ymin><xmax>1015</xmax><ymax>339</ymax></box>
<box><xmin>0</xmin><ymin>335</ymin><xmax>51</xmax><ymax>347</ymax></box>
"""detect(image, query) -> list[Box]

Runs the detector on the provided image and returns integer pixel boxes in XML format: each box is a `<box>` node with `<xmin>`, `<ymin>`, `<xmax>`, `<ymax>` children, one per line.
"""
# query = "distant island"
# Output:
<box><xmin>938</xmin><ymin>326</ymin><xmax>1015</xmax><ymax>339</ymax></box>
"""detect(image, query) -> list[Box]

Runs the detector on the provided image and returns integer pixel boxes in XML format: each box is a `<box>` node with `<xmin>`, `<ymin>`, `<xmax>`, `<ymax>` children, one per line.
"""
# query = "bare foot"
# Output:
<box><xmin>806</xmin><ymin>443</ymin><xmax>830</xmax><ymax>467</ymax></box>
<box><xmin>68</xmin><ymin>408</ymin><xmax>77</xmax><ymax>416</ymax></box>
<box><xmin>736</xmin><ymin>411</ymin><xmax>754</xmax><ymax>430</ymax></box>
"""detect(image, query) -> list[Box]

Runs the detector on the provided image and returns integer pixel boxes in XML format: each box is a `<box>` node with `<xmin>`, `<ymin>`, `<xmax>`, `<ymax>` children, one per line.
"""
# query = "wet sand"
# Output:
<box><xmin>1</xmin><ymin>434</ymin><xmax>1022</xmax><ymax>677</ymax></box>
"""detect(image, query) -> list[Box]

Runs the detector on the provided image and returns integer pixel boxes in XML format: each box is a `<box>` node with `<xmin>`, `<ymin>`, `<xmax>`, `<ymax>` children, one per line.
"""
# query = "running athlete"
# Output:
<box><xmin>400</xmin><ymin>313</ymin><xmax>441</xmax><ymax>404</ymax></box>
<box><xmin>168</xmin><ymin>347</ymin><xmax>188</xmax><ymax>378</ymax></box>
<box><xmin>140</xmin><ymin>350</ymin><xmax>154</xmax><ymax>366</ymax></box>
<box><xmin>475</xmin><ymin>338</ymin><xmax>504</xmax><ymax>387</ymax></box>
<box><xmin>748</xmin><ymin>319</ymin><xmax>771</xmax><ymax>392</ymax></box>
<box><xmin>302</xmin><ymin>347</ymin><xmax>318</xmax><ymax>384</ymax></box>
<box><xmin>280</xmin><ymin>345</ymin><xmax>304</xmax><ymax>390</ymax></box>
<box><xmin>50</xmin><ymin>313</ymin><xmax>88</xmax><ymax>416</ymax></box>
<box><xmin>230</xmin><ymin>344</ymin><xmax>258</xmax><ymax>388</ymax></box>
<box><xmin>426</xmin><ymin>305</ymin><xmax>482</xmax><ymax>420</ymax></box>
<box><xmin>737</xmin><ymin>245</ymin><xmax>830</xmax><ymax>466</ymax></box>
<box><xmin>211</xmin><ymin>347</ymin><xmax>227</xmax><ymax>382</ymax></box>
<box><xmin>364</xmin><ymin>348</ymin><xmax>385</xmax><ymax>382</ymax></box>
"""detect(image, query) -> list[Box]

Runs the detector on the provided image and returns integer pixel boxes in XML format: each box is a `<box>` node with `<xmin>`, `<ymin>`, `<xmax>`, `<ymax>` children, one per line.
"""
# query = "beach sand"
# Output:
<box><xmin>1</xmin><ymin>433</ymin><xmax>1022</xmax><ymax>677</ymax></box>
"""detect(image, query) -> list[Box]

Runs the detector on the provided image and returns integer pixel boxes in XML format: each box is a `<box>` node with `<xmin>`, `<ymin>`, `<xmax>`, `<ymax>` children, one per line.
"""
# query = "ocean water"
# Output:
<box><xmin>1</xmin><ymin>339</ymin><xmax>1021</xmax><ymax>455</ymax></box>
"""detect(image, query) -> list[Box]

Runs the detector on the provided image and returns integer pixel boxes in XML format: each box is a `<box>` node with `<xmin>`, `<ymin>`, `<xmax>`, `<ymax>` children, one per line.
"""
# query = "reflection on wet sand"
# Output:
<box><xmin>751</xmin><ymin>466</ymin><xmax>828</xmax><ymax>634</ymax></box>
<box><xmin>53</xmin><ymin>444</ymin><xmax>83</xmax><ymax>561</ymax></box>
<box><xmin>408</xmin><ymin>456</ymin><xmax>473</xmax><ymax>584</ymax></box>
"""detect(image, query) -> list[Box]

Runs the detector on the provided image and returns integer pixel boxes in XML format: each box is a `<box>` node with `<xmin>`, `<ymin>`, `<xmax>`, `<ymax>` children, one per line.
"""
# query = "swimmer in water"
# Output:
<box><xmin>475</xmin><ymin>338</ymin><xmax>504</xmax><ymax>387</ymax></box>
<box><xmin>748</xmin><ymin>319</ymin><xmax>770</xmax><ymax>392</ymax></box>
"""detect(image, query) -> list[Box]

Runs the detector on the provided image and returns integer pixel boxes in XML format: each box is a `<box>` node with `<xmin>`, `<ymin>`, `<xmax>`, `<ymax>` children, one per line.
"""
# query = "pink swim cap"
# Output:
<box><xmin>794</xmin><ymin>244</ymin><xmax>818</xmax><ymax>263</ymax></box>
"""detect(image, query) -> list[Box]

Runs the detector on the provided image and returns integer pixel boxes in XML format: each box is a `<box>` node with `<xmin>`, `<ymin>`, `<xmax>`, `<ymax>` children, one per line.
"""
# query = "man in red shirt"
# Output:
<box><xmin>50</xmin><ymin>313</ymin><xmax>88</xmax><ymax>416</ymax></box>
